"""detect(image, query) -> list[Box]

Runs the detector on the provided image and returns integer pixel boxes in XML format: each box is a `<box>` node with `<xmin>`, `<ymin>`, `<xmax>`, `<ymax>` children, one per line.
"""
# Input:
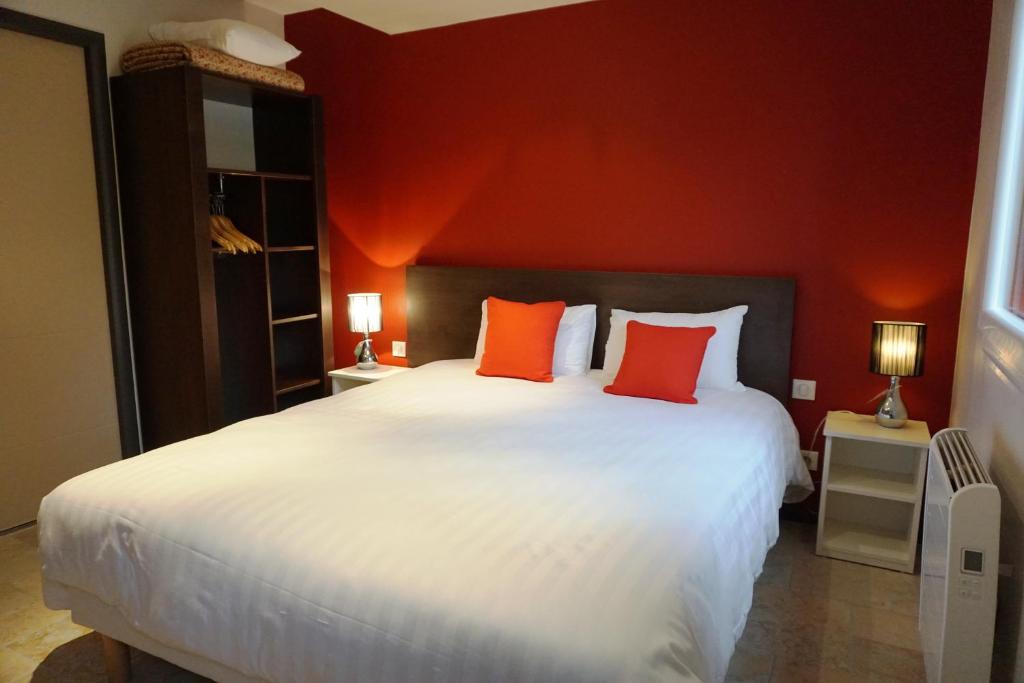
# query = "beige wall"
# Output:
<box><xmin>951</xmin><ymin>0</ymin><xmax>1024</xmax><ymax>679</ymax></box>
<box><xmin>0</xmin><ymin>0</ymin><xmax>284</xmax><ymax>75</ymax></box>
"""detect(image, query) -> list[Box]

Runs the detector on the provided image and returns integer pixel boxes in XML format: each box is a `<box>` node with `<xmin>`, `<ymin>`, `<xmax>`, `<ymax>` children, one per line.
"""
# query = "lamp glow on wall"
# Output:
<box><xmin>869</xmin><ymin>321</ymin><xmax>926</xmax><ymax>428</ymax></box>
<box><xmin>348</xmin><ymin>293</ymin><xmax>382</xmax><ymax>370</ymax></box>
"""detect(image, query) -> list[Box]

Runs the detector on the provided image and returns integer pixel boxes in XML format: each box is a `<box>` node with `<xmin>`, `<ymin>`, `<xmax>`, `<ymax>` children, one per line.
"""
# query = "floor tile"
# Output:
<box><xmin>849</xmin><ymin>604</ymin><xmax>922</xmax><ymax>652</ymax></box>
<box><xmin>859</xmin><ymin>637</ymin><xmax>927</xmax><ymax>681</ymax></box>
<box><xmin>0</xmin><ymin>646</ymin><xmax>35</xmax><ymax>683</ymax></box>
<box><xmin>6</xmin><ymin>615</ymin><xmax>90</xmax><ymax>661</ymax></box>
<box><xmin>726</xmin><ymin>645</ymin><xmax>773</xmax><ymax>682</ymax></box>
<box><xmin>0</xmin><ymin>584</ymin><xmax>39</xmax><ymax>620</ymax></box>
<box><xmin>865</xmin><ymin>566</ymin><xmax>920</xmax><ymax>618</ymax></box>
<box><xmin>771</xmin><ymin>662</ymin><xmax>865</xmax><ymax>683</ymax></box>
<box><xmin>743</xmin><ymin>521</ymin><xmax>924</xmax><ymax>682</ymax></box>
<box><xmin>0</xmin><ymin>599</ymin><xmax>67</xmax><ymax>649</ymax></box>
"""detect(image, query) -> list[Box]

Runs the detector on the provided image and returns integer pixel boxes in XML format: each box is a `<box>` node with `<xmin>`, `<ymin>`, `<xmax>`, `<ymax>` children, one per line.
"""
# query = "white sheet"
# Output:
<box><xmin>39</xmin><ymin>360</ymin><xmax>812</xmax><ymax>683</ymax></box>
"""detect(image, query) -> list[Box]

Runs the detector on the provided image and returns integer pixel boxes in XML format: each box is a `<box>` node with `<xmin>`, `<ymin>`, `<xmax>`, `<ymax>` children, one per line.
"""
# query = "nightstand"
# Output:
<box><xmin>815</xmin><ymin>411</ymin><xmax>931</xmax><ymax>573</ymax></box>
<box><xmin>328</xmin><ymin>365</ymin><xmax>410</xmax><ymax>394</ymax></box>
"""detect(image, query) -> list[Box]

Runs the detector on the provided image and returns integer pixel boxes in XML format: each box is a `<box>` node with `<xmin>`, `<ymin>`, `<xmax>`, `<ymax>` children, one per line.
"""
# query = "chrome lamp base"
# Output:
<box><xmin>354</xmin><ymin>335</ymin><xmax>379</xmax><ymax>370</ymax></box>
<box><xmin>875</xmin><ymin>375</ymin><xmax>908</xmax><ymax>429</ymax></box>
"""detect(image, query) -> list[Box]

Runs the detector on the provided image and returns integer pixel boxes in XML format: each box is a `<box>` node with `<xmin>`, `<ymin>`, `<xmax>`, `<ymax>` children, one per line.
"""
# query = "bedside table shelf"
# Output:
<box><xmin>826</xmin><ymin>463</ymin><xmax>917</xmax><ymax>502</ymax></box>
<box><xmin>816</xmin><ymin>411</ymin><xmax>930</xmax><ymax>573</ymax></box>
<box><xmin>820</xmin><ymin>519</ymin><xmax>912</xmax><ymax>565</ymax></box>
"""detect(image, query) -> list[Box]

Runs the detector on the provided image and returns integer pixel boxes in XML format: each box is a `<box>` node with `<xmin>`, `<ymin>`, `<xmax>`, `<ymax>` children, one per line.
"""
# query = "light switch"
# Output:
<box><xmin>791</xmin><ymin>379</ymin><xmax>816</xmax><ymax>401</ymax></box>
<box><xmin>392</xmin><ymin>340</ymin><xmax>407</xmax><ymax>358</ymax></box>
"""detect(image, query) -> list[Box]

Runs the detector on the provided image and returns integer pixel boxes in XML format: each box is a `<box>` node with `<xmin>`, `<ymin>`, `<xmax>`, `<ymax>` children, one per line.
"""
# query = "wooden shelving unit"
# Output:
<box><xmin>815</xmin><ymin>412</ymin><xmax>930</xmax><ymax>573</ymax></box>
<box><xmin>112</xmin><ymin>67</ymin><xmax>333</xmax><ymax>450</ymax></box>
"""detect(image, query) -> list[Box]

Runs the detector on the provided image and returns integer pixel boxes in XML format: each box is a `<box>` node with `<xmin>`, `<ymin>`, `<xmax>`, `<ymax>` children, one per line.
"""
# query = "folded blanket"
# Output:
<box><xmin>121</xmin><ymin>41</ymin><xmax>305</xmax><ymax>92</ymax></box>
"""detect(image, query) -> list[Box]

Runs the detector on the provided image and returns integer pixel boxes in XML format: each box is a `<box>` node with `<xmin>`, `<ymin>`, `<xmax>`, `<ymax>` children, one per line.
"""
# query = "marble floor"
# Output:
<box><xmin>0</xmin><ymin>520</ymin><xmax>923</xmax><ymax>682</ymax></box>
<box><xmin>725</xmin><ymin>521</ymin><xmax>925</xmax><ymax>682</ymax></box>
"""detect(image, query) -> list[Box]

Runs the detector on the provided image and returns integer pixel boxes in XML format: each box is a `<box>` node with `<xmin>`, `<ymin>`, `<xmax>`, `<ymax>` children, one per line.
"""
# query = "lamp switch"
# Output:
<box><xmin>792</xmin><ymin>379</ymin><xmax>816</xmax><ymax>401</ymax></box>
<box><xmin>392</xmin><ymin>340</ymin><xmax>407</xmax><ymax>358</ymax></box>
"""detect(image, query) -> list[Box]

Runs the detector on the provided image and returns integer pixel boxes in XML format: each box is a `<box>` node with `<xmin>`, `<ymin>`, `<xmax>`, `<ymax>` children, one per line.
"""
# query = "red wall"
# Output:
<box><xmin>286</xmin><ymin>0</ymin><xmax>990</xmax><ymax>448</ymax></box>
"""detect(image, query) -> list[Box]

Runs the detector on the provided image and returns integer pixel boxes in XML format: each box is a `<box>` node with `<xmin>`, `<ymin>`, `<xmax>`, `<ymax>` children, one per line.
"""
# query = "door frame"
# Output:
<box><xmin>0</xmin><ymin>8</ymin><xmax>140</xmax><ymax>458</ymax></box>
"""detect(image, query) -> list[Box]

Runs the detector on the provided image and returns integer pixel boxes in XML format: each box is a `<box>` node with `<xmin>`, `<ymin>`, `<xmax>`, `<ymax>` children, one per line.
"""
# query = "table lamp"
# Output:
<box><xmin>348</xmin><ymin>292</ymin><xmax>382</xmax><ymax>370</ymax></box>
<box><xmin>869</xmin><ymin>321</ymin><xmax>926</xmax><ymax>428</ymax></box>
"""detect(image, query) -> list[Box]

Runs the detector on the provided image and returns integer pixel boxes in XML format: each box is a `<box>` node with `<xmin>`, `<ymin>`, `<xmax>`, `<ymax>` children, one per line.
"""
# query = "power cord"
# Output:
<box><xmin>805</xmin><ymin>388</ymin><xmax>893</xmax><ymax>452</ymax></box>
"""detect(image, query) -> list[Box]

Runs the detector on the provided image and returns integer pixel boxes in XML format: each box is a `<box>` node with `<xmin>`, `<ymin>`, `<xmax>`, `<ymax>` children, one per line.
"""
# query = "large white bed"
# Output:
<box><xmin>39</xmin><ymin>359</ymin><xmax>811</xmax><ymax>683</ymax></box>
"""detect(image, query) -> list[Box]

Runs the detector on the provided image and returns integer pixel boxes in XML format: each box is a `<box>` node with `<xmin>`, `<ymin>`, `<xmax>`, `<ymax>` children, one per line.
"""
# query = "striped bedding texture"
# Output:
<box><xmin>38</xmin><ymin>360</ymin><xmax>812</xmax><ymax>683</ymax></box>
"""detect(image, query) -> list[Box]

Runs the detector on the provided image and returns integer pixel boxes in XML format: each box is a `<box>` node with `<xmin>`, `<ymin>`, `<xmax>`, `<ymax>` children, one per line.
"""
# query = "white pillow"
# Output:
<box><xmin>149</xmin><ymin>20</ymin><xmax>301</xmax><ymax>66</ymax></box>
<box><xmin>474</xmin><ymin>301</ymin><xmax>597</xmax><ymax>376</ymax></box>
<box><xmin>603</xmin><ymin>306</ymin><xmax>748</xmax><ymax>390</ymax></box>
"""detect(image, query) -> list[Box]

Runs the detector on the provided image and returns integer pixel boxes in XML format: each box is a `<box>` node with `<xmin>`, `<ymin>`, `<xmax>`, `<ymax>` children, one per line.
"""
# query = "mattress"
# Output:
<box><xmin>39</xmin><ymin>360</ymin><xmax>812</xmax><ymax>683</ymax></box>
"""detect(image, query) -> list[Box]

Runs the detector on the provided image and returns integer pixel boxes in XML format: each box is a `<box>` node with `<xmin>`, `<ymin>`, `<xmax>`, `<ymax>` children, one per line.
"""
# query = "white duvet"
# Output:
<box><xmin>39</xmin><ymin>360</ymin><xmax>812</xmax><ymax>683</ymax></box>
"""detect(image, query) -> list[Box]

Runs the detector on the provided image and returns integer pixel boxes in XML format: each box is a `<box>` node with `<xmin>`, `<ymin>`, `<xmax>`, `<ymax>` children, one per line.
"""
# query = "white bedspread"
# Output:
<box><xmin>39</xmin><ymin>360</ymin><xmax>812</xmax><ymax>683</ymax></box>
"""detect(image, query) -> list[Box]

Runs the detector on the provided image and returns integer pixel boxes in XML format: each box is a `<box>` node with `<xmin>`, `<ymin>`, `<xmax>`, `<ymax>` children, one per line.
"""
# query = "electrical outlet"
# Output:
<box><xmin>392</xmin><ymin>340</ymin><xmax>407</xmax><ymax>358</ymax></box>
<box><xmin>791</xmin><ymin>379</ymin><xmax>816</xmax><ymax>401</ymax></box>
<box><xmin>801</xmin><ymin>449</ymin><xmax>819</xmax><ymax>472</ymax></box>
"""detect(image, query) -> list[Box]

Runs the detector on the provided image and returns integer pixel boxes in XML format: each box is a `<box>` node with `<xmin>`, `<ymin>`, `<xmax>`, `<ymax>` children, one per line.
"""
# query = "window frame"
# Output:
<box><xmin>984</xmin><ymin>0</ymin><xmax>1024</xmax><ymax>341</ymax></box>
<box><xmin>1011</xmin><ymin>224</ymin><xmax>1024</xmax><ymax>318</ymax></box>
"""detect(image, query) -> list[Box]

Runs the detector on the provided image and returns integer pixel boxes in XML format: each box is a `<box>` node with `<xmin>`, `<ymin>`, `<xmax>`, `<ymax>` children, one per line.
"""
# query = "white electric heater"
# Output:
<box><xmin>920</xmin><ymin>428</ymin><xmax>1000</xmax><ymax>683</ymax></box>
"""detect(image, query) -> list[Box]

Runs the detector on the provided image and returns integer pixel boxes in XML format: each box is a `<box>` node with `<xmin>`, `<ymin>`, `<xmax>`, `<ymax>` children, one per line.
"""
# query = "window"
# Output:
<box><xmin>979</xmin><ymin>4</ymin><xmax>1024</xmax><ymax>337</ymax></box>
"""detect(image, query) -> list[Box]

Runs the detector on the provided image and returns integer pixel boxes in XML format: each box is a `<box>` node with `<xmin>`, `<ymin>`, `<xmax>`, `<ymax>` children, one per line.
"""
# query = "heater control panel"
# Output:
<box><xmin>962</xmin><ymin>548</ymin><xmax>984</xmax><ymax>575</ymax></box>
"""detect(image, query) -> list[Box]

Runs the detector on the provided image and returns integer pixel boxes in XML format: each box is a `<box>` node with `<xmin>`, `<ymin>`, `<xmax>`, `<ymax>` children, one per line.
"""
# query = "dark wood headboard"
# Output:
<box><xmin>406</xmin><ymin>266</ymin><xmax>795</xmax><ymax>403</ymax></box>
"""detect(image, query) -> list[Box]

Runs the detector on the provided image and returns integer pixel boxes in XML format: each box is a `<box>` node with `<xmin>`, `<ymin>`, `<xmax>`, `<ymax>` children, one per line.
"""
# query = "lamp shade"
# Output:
<box><xmin>347</xmin><ymin>293</ymin><xmax>382</xmax><ymax>334</ymax></box>
<box><xmin>870</xmin><ymin>321</ymin><xmax>926</xmax><ymax>377</ymax></box>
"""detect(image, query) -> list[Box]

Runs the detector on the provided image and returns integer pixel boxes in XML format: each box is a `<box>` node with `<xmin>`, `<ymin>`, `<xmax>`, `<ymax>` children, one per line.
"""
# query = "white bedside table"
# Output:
<box><xmin>328</xmin><ymin>365</ymin><xmax>410</xmax><ymax>394</ymax></box>
<box><xmin>815</xmin><ymin>411</ymin><xmax>931</xmax><ymax>573</ymax></box>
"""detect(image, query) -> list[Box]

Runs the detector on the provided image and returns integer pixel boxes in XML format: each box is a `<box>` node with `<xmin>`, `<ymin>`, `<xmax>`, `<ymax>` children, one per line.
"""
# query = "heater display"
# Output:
<box><xmin>962</xmin><ymin>549</ymin><xmax>984</xmax><ymax>575</ymax></box>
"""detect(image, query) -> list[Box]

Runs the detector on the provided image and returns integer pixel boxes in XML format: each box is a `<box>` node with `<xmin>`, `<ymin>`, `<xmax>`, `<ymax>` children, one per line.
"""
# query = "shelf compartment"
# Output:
<box><xmin>214</xmin><ymin>255</ymin><xmax>274</xmax><ymax>425</ymax></box>
<box><xmin>275</xmin><ymin>383</ymin><xmax>324</xmax><ymax>411</ymax></box>
<box><xmin>201</xmin><ymin>72</ymin><xmax>315</xmax><ymax>176</ymax></box>
<box><xmin>819</xmin><ymin>491</ymin><xmax>914</xmax><ymax>567</ymax></box>
<box><xmin>268</xmin><ymin>250</ymin><xmax>320</xmax><ymax>320</ymax></box>
<box><xmin>275</xmin><ymin>376</ymin><xmax>322</xmax><ymax>396</ymax></box>
<box><xmin>829</xmin><ymin>437</ymin><xmax>920</xmax><ymax>491</ymax></box>
<box><xmin>207</xmin><ymin>172</ymin><xmax>264</xmax><ymax>252</ymax></box>
<box><xmin>821</xmin><ymin>519</ymin><xmax>911</xmax><ymax>565</ymax></box>
<box><xmin>265</xmin><ymin>178</ymin><xmax>316</xmax><ymax>248</ymax></box>
<box><xmin>826</xmin><ymin>463</ymin><xmax>917</xmax><ymax>502</ymax></box>
<box><xmin>272</xmin><ymin>317</ymin><xmax>323</xmax><ymax>407</ymax></box>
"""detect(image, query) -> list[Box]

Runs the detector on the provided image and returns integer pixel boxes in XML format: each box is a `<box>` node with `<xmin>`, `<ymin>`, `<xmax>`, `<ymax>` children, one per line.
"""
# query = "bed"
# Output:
<box><xmin>38</xmin><ymin>266</ymin><xmax>813</xmax><ymax>683</ymax></box>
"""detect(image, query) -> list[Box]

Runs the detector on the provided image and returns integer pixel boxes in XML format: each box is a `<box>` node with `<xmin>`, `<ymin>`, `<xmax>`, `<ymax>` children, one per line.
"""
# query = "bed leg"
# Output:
<box><xmin>100</xmin><ymin>634</ymin><xmax>132</xmax><ymax>683</ymax></box>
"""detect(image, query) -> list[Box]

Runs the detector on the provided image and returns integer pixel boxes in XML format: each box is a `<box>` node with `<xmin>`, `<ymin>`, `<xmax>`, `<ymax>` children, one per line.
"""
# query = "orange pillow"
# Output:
<box><xmin>477</xmin><ymin>296</ymin><xmax>566</xmax><ymax>382</ymax></box>
<box><xmin>604</xmin><ymin>321</ymin><xmax>716</xmax><ymax>403</ymax></box>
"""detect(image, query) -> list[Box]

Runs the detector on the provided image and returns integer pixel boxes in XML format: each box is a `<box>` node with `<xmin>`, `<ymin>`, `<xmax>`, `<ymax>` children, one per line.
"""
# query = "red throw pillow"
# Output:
<box><xmin>604</xmin><ymin>321</ymin><xmax>716</xmax><ymax>403</ymax></box>
<box><xmin>477</xmin><ymin>296</ymin><xmax>567</xmax><ymax>382</ymax></box>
